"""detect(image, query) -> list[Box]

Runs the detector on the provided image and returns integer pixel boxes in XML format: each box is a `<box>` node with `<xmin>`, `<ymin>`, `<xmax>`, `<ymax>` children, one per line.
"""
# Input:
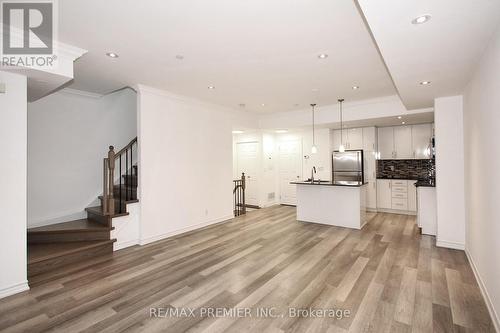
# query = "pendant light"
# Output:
<box><xmin>310</xmin><ymin>103</ymin><xmax>318</xmax><ymax>154</ymax></box>
<box><xmin>338</xmin><ymin>98</ymin><xmax>345</xmax><ymax>152</ymax></box>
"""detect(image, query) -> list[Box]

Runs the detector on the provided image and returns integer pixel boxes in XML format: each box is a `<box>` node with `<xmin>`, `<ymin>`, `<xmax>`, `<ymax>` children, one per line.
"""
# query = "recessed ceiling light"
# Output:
<box><xmin>352</xmin><ymin>86</ymin><xmax>359</xmax><ymax>90</ymax></box>
<box><xmin>318</xmin><ymin>54</ymin><xmax>328</xmax><ymax>59</ymax></box>
<box><xmin>311</xmin><ymin>88</ymin><xmax>319</xmax><ymax>92</ymax></box>
<box><xmin>402</xmin><ymin>121</ymin><xmax>406</xmax><ymax>125</ymax></box>
<box><xmin>106</xmin><ymin>52</ymin><xmax>119</xmax><ymax>58</ymax></box>
<box><xmin>397</xmin><ymin>116</ymin><xmax>402</xmax><ymax>119</ymax></box>
<box><xmin>261</xmin><ymin>103</ymin><xmax>265</xmax><ymax>106</ymax></box>
<box><xmin>232</xmin><ymin>130</ymin><xmax>244</xmax><ymax>134</ymax></box>
<box><xmin>412</xmin><ymin>14</ymin><xmax>431</xmax><ymax>25</ymax></box>
<box><xmin>208</xmin><ymin>86</ymin><xmax>215</xmax><ymax>89</ymax></box>
<box><xmin>275</xmin><ymin>129</ymin><xmax>288</xmax><ymax>133</ymax></box>
<box><xmin>420</xmin><ymin>81</ymin><xmax>431</xmax><ymax>85</ymax></box>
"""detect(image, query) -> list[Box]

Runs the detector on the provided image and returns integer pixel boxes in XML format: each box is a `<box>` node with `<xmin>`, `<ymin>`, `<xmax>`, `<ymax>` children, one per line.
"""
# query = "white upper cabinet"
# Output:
<box><xmin>394</xmin><ymin>125</ymin><xmax>412</xmax><ymax>159</ymax></box>
<box><xmin>331</xmin><ymin>129</ymin><xmax>348</xmax><ymax>152</ymax></box>
<box><xmin>377</xmin><ymin>127</ymin><xmax>394</xmax><ymax>159</ymax></box>
<box><xmin>411</xmin><ymin>123</ymin><xmax>432</xmax><ymax>159</ymax></box>
<box><xmin>377</xmin><ymin>124</ymin><xmax>433</xmax><ymax>160</ymax></box>
<box><xmin>362</xmin><ymin>127</ymin><xmax>377</xmax><ymax>152</ymax></box>
<box><xmin>347</xmin><ymin>128</ymin><xmax>363</xmax><ymax>150</ymax></box>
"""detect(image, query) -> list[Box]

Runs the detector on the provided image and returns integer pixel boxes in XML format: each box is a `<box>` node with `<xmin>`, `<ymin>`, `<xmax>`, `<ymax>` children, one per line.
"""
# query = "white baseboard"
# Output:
<box><xmin>139</xmin><ymin>214</ymin><xmax>234</xmax><ymax>246</ymax></box>
<box><xmin>436</xmin><ymin>239</ymin><xmax>465</xmax><ymax>250</ymax></box>
<box><xmin>114</xmin><ymin>239</ymin><xmax>139</xmax><ymax>251</ymax></box>
<box><xmin>0</xmin><ymin>281</ymin><xmax>29</xmax><ymax>299</ymax></box>
<box><xmin>465</xmin><ymin>249</ymin><xmax>500</xmax><ymax>333</ymax></box>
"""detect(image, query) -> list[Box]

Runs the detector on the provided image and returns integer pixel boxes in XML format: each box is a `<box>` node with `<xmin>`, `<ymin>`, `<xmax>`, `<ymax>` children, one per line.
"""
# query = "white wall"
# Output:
<box><xmin>28</xmin><ymin>88</ymin><xmax>137</xmax><ymax>227</ymax></box>
<box><xmin>434</xmin><ymin>96</ymin><xmax>466</xmax><ymax>250</ymax></box>
<box><xmin>463</xmin><ymin>23</ymin><xmax>500</xmax><ymax>330</ymax></box>
<box><xmin>0</xmin><ymin>71</ymin><xmax>29</xmax><ymax>298</ymax></box>
<box><xmin>137</xmin><ymin>85</ymin><xmax>257</xmax><ymax>245</ymax></box>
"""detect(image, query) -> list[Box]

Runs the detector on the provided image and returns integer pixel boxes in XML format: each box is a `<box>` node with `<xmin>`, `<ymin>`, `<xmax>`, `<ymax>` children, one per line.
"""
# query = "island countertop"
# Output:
<box><xmin>290</xmin><ymin>180</ymin><xmax>367</xmax><ymax>187</ymax></box>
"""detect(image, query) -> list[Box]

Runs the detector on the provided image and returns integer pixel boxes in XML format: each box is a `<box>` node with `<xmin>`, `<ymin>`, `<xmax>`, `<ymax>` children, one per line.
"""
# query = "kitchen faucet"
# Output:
<box><xmin>311</xmin><ymin>166</ymin><xmax>317</xmax><ymax>183</ymax></box>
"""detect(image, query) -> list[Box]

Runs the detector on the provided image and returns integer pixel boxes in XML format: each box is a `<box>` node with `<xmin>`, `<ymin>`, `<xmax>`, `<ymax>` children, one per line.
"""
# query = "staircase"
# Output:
<box><xmin>27</xmin><ymin>138</ymin><xmax>138</xmax><ymax>285</ymax></box>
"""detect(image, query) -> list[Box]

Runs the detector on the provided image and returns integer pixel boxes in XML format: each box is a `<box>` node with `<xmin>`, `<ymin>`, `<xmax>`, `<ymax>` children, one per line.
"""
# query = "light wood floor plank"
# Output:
<box><xmin>0</xmin><ymin>205</ymin><xmax>494</xmax><ymax>333</ymax></box>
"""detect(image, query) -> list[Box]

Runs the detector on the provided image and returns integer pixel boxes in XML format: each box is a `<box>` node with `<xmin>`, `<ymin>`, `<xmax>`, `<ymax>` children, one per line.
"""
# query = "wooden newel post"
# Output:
<box><xmin>241</xmin><ymin>172</ymin><xmax>246</xmax><ymax>214</ymax></box>
<box><xmin>107</xmin><ymin>146</ymin><xmax>115</xmax><ymax>215</ymax></box>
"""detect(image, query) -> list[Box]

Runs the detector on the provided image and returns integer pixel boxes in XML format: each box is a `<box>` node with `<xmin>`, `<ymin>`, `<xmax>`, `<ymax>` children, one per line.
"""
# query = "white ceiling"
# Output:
<box><xmin>59</xmin><ymin>0</ymin><xmax>395</xmax><ymax>113</ymax></box>
<box><xmin>357</xmin><ymin>0</ymin><xmax>500</xmax><ymax>110</ymax></box>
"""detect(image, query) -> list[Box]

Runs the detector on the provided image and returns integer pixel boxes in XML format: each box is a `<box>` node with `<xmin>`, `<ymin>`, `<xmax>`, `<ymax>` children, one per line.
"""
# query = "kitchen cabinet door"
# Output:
<box><xmin>412</xmin><ymin>124</ymin><xmax>432</xmax><ymax>159</ymax></box>
<box><xmin>394</xmin><ymin>125</ymin><xmax>412</xmax><ymax>159</ymax></box>
<box><xmin>366</xmin><ymin>181</ymin><xmax>377</xmax><ymax>209</ymax></box>
<box><xmin>362</xmin><ymin>127</ymin><xmax>377</xmax><ymax>152</ymax></box>
<box><xmin>408</xmin><ymin>180</ymin><xmax>417</xmax><ymax>212</ymax></box>
<box><xmin>364</xmin><ymin>151</ymin><xmax>377</xmax><ymax>180</ymax></box>
<box><xmin>347</xmin><ymin>128</ymin><xmax>363</xmax><ymax>150</ymax></box>
<box><xmin>377</xmin><ymin>127</ymin><xmax>394</xmax><ymax>159</ymax></box>
<box><xmin>377</xmin><ymin>179</ymin><xmax>392</xmax><ymax>209</ymax></box>
<box><xmin>331</xmin><ymin>130</ymin><xmax>348</xmax><ymax>152</ymax></box>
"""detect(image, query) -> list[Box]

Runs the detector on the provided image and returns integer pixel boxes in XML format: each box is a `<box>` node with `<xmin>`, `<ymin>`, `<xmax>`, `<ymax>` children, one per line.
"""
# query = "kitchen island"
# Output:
<box><xmin>290</xmin><ymin>181</ymin><xmax>368</xmax><ymax>229</ymax></box>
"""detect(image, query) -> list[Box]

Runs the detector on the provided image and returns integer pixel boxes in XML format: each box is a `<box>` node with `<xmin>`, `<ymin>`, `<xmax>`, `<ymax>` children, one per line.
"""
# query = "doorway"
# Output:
<box><xmin>278</xmin><ymin>140</ymin><xmax>302</xmax><ymax>205</ymax></box>
<box><xmin>236</xmin><ymin>141</ymin><xmax>260</xmax><ymax>207</ymax></box>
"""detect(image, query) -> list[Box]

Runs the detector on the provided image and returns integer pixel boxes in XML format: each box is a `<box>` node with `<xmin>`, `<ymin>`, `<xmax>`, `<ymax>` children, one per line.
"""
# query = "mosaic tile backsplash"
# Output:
<box><xmin>377</xmin><ymin>159</ymin><xmax>435</xmax><ymax>180</ymax></box>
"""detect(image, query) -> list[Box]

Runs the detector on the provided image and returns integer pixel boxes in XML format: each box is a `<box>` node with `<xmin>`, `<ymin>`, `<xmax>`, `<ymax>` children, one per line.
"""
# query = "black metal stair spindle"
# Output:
<box><xmin>126</xmin><ymin>147</ymin><xmax>129</xmax><ymax>201</ymax></box>
<box><xmin>119</xmin><ymin>155</ymin><xmax>122</xmax><ymax>213</ymax></box>
<box><xmin>130</xmin><ymin>144</ymin><xmax>133</xmax><ymax>201</ymax></box>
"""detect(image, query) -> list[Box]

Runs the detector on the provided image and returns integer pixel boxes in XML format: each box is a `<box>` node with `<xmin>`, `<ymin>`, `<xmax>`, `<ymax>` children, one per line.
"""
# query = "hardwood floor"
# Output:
<box><xmin>0</xmin><ymin>205</ymin><xmax>495</xmax><ymax>332</ymax></box>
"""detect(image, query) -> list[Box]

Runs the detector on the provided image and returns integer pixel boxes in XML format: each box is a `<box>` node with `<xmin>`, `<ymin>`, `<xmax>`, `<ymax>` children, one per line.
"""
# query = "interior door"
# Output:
<box><xmin>236</xmin><ymin>142</ymin><xmax>259</xmax><ymax>207</ymax></box>
<box><xmin>278</xmin><ymin>140</ymin><xmax>302</xmax><ymax>205</ymax></box>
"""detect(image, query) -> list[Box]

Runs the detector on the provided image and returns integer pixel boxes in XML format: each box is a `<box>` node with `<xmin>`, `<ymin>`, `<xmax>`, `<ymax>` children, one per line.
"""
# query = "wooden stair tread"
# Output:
<box><xmin>28</xmin><ymin>219</ymin><xmax>112</xmax><ymax>234</ymax></box>
<box><xmin>97</xmin><ymin>195</ymin><xmax>138</xmax><ymax>204</ymax></box>
<box><xmin>28</xmin><ymin>239</ymin><xmax>116</xmax><ymax>264</ymax></box>
<box><xmin>85</xmin><ymin>206</ymin><xmax>129</xmax><ymax>218</ymax></box>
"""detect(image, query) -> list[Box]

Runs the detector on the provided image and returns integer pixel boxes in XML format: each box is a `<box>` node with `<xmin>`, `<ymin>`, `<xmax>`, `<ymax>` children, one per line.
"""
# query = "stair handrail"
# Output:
<box><xmin>233</xmin><ymin>172</ymin><xmax>246</xmax><ymax>216</ymax></box>
<box><xmin>102</xmin><ymin>137</ymin><xmax>138</xmax><ymax>215</ymax></box>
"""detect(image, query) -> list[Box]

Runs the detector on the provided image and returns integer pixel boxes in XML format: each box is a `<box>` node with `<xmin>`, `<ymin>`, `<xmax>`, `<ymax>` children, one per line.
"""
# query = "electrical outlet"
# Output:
<box><xmin>0</xmin><ymin>83</ymin><xmax>5</xmax><ymax>94</ymax></box>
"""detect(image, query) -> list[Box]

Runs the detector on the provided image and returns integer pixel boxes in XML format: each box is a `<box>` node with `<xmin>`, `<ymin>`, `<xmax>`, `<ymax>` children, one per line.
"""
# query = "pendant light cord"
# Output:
<box><xmin>339</xmin><ymin>99</ymin><xmax>345</xmax><ymax>147</ymax></box>
<box><xmin>311</xmin><ymin>103</ymin><xmax>316</xmax><ymax>146</ymax></box>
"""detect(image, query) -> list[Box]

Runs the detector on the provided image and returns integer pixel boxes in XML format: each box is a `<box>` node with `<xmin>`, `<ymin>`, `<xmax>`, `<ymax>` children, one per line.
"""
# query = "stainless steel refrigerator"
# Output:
<box><xmin>332</xmin><ymin>150</ymin><xmax>364</xmax><ymax>183</ymax></box>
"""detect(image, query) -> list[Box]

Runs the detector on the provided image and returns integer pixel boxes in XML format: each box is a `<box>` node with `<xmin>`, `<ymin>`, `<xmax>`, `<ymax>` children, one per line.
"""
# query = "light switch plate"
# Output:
<box><xmin>0</xmin><ymin>83</ymin><xmax>5</xmax><ymax>93</ymax></box>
